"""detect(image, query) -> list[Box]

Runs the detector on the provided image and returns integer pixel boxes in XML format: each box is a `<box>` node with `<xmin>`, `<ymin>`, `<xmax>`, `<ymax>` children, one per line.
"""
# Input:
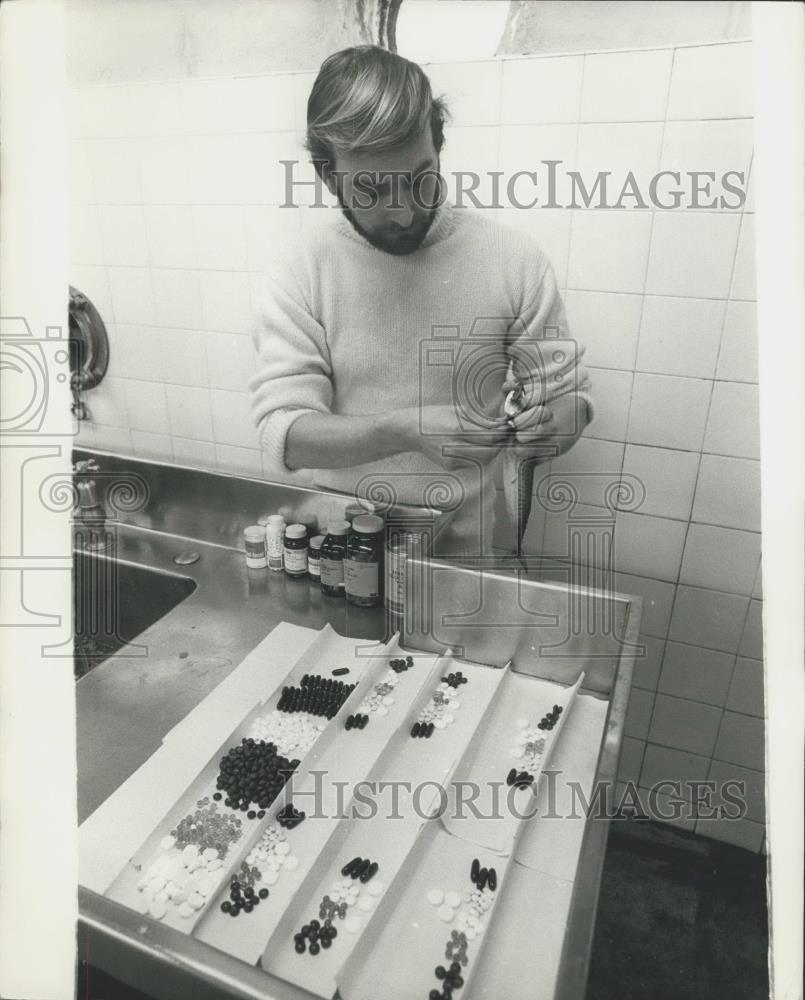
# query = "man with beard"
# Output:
<box><xmin>249</xmin><ymin>45</ymin><xmax>593</xmax><ymax>557</ymax></box>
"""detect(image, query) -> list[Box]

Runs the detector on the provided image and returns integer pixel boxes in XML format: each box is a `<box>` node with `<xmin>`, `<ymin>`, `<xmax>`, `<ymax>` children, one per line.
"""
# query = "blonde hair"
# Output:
<box><xmin>305</xmin><ymin>45</ymin><xmax>449</xmax><ymax>177</ymax></box>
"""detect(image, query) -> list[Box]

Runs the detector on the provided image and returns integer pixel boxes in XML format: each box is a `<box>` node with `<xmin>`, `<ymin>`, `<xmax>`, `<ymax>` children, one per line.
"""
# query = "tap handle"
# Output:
<box><xmin>74</xmin><ymin>459</ymin><xmax>100</xmax><ymax>475</ymax></box>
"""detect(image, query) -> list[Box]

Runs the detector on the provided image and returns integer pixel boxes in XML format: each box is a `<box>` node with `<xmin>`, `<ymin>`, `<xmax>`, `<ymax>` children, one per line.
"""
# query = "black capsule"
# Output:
<box><xmin>476</xmin><ymin>867</ymin><xmax>488</xmax><ymax>890</ymax></box>
<box><xmin>411</xmin><ymin>722</ymin><xmax>420</xmax><ymax>737</ymax></box>
<box><xmin>360</xmin><ymin>861</ymin><xmax>379</xmax><ymax>883</ymax></box>
<box><xmin>506</xmin><ymin>768</ymin><xmax>517</xmax><ymax>786</ymax></box>
<box><xmin>470</xmin><ymin>858</ymin><xmax>480</xmax><ymax>881</ymax></box>
<box><xmin>332</xmin><ymin>667</ymin><xmax>349</xmax><ymax>676</ymax></box>
<box><xmin>488</xmin><ymin>867</ymin><xmax>497</xmax><ymax>891</ymax></box>
<box><xmin>353</xmin><ymin>858</ymin><xmax>371</xmax><ymax>879</ymax></box>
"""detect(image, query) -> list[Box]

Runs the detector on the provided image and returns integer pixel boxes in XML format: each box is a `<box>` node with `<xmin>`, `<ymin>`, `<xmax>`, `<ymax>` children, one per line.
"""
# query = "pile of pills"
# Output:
<box><xmin>216</xmin><ymin>738</ymin><xmax>298</xmax><ymax>812</ymax></box>
<box><xmin>412</xmin><ymin>670</ymin><xmax>468</xmax><ymax>735</ymax></box>
<box><xmin>293</xmin><ymin>857</ymin><xmax>382</xmax><ymax>954</ymax></box>
<box><xmin>356</xmin><ymin>674</ymin><xmax>398</xmax><ymax>718</ymax></box>
<box><xmin>389</xmin><ymin>655</ymin><xmax>415</xmax><ymax>673</ymax></box>
<box><xmin>277</xmin><ymin>675</ymin><xmax>357</xmax><ymax>719</ymax></box>
<box><xmin>344</xmin><ymin>713</ymin><xmax>369</xmax><ymax>730</ymax></box>
<box><xmin>276</xmin><ymin>802</ymin><xmax>306</xmax><ymax>829</ymax></box>
<box><xmin>220</xmin><ymin>861</ymin><xmax>268</xmax><ymax>918</ymax></box>
<box><xmin>135</xmin><ymin>838</ymin><xmax>225</xmax><ymax>921</ymax></box>
<box><xmin>249</xmin><ymin>709</ymin><xmax>327</xmax><ymax>758</ymax></box>
<box><xmin>429</xmin><ymin>962</ymin><xmax>465</xmax><ymax>999</ymax></box>
<box><xmin>245</xmin><ymin>824</ymin><xmax>300</xmax><ymax>887</ymax></box>
<box><xmin>505</xmin><ymin>706</ymin><xmax>563</xmax><ymax>789</ymax></box>
<box><xmin>170</xmin><ymin>798</ymin><xmax>243</xmax><ymax>855</ymax></box>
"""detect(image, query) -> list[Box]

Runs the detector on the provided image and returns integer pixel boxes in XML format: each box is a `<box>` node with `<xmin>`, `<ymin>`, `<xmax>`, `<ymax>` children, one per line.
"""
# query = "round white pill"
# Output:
<box><xmin>437</xmin><ymin>904</ymin><xmax>455</xmax><ymax>923</ymax></box>
<box><xmin>443</xmin><ymin>714</ymin><xmax>454</xmax><ymax>725</ymax></box>
<box><xmin>427</xmin><ymin>888</ymin><xmax>444</xmax><ymax>906</ymax></box>
<box><xmin>516</xmin><ymin>718</ymin><xmax>529</xmax><ymax>729</ymax></box>
<box><xmin>283</xmin><ymin>855</ymin><xmax>299</xmax><ymax>871</ymax></box>
<box><xmin>466</xmin><ymin>926</ymin><xmax>477</xmax><ymax>940</ymax></box>
<box><xmin>510</xmin><ymin>747</ymin><xmax>524</xmax><ymax>759</ymax></box>
<box><xmin>367</xmin><ymin>880</ymin><xmax>384</xmax><ymax>897</ymax></box>
<box><xmin>178</xmin><ymin>902</ymin><xmax>194</xmax><ymax>918</ymax></box>
<box><xmin>263</xmin><ymin>870</ymin><xmax>279</xmax><ymax>886</ymax></box>
<box><xmin>357</xmin><ymin>896</ymin><xmax>374</xmax><ymax>912</ymax></box>
<box><xmin>434</xmin><ymin>718</ymin><xmax>446</xmax><ymax>729</ymax></box>
<box><xmin>445</xmin><ymin>891</ymin><xmax>461</xmax><ymax>909</ymax></box>
<box><xmin>148</xmin><ymin>899</ymin><xmax>167</xmax><ymax>920</ymax></box>
<box><xmin>159</xmin><ymin>835</ymin><xmax>176</xmax><ymax>851</ymax></box>
<box><xmin>202</xmin><ymin>847</ymin><xmax>218</xmax><ymax>862</ymax></box>
<box><xmin>376</xmin><ymin>705</ymin><xmax>389</xmax><ymax>717</ymax></box>
<box><xmin>276</xmin><ymin>841</ymin><xmax>291</xmax><ymax>856</ymax></box>
<box><xmin>135</xmin><ymin>895</ymin><xmax>150</xmax><ymax>915</ymax></box>
<box><xmin>187</xmin><ymin>892</ymin><xmax>204</xmax><ymax>910</ymax></box>
<box><xmin>381</xmin><ymin>695</ymin><xmax>394</xmax><ymax>706</ymax></box>
<box><xmin>345</xmin><ymin>916</ymin><xmax>362</xmax><ymax>933</ymax></box>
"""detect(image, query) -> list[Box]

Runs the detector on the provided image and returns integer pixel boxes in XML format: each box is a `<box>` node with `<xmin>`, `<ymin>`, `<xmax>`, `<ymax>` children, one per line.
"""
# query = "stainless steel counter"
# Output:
<box><xmin>75</xmin><ymin>451</ymin><xmax>640</xmax><ymax>1000</ymax></box>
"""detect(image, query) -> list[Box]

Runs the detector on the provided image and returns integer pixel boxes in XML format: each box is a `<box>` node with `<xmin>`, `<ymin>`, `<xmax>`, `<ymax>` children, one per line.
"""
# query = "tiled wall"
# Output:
<box><xmin>68</xmin><ymin>40</ymin><xmax>764</xmax><ymax>850</ymax></box>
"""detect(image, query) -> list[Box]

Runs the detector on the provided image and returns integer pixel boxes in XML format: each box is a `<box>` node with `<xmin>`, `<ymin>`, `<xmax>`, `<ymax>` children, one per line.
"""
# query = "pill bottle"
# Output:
<box><xmin>283</xmin><ymin>524</ymin><xmax>308</xmax><ymax>578</ymax></box>
<box><xmin>345</xmin><ymin>514</ymin><xmax>384</xmax><ymax>607</ymax></box>
<box><xmin>243</xmin><ymin>525</ymin><xmax>267</xmax><ymax>570</ymax></box>
<box><xmin>385</xmin><ymin>530</ymin><xmax>422</xmax><ymax>617</ymax></box>
<box><xmin>320</xmin><ymin>520</ymin><xmax>349</xmax><ymax>597</ymax></box>
<box><xmin>344</xmin><ymin>500</ymin><xmax>376</xmax><ymax>525</ymax></box>
<box><xmin>265</xmin><ymin>514</ymin><xmax>286</xmax><ymax>571</ymax></box>
<box><xmin>307</xmin><ymin>535</ymin><xmax>324</xmax><ymax>581</ymax></box>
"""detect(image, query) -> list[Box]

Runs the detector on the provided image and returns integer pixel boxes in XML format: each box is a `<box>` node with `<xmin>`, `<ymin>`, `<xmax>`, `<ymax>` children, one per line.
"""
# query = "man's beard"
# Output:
<box><xmin>335</xmin><ymin>186</ymin><xmax>438</xmax><ymax>256</ymax></box>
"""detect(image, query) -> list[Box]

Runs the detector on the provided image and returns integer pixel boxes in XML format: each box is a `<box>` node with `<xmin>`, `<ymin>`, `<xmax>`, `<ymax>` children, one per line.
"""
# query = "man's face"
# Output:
<box><xmin>326</xmin><ymin>128</ymin><xmax>441</xmax><ymax>256</ymax></box>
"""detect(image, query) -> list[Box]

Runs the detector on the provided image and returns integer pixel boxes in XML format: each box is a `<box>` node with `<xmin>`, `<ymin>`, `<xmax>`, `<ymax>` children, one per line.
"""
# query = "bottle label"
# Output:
<box><xmin>245</xmin><ymin>538</ymin><xmax>266</xmax><ymax>559</ymax></box>
<box><xmin>320</xmin><ymin>557</ymin><xmax>344</xmax><ymax>589</ymax></box>
<box><xmin>385</xmin><ymin>547</ymin><xmax>406</xmax><ymax>613</ymax></box>
<box><xmin>266</xmin><ymin>530</ymin><xmax>285</xmax><ymax>559</ymax></box>
<box><xmin>283</xmin><ymin>546</ymin><xmax>308</xmax><ymax>574</ymax></box>
<box><xmin>344</xmin><ymin>559</ymin><xmax>380</xmax><ymax>599</ymax></box>
<box><xmin>308</xmin><ymin>558</ymin><xmax>321</xmax><ymax>579</ymax></box>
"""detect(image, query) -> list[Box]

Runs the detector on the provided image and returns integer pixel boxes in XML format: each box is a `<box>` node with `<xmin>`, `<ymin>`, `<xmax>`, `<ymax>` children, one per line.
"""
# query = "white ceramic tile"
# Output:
<box><xmin>563</xmin><ymin>291</ymin><xmax>642</xmax><ymax>371</ymax></box>
<box><xmin>83</xmin><ymin>377</ymin><xmax>128</xmax><ymax>427</ymax></box>
<box><xmin>627</xmin><ymin>373</ymin><xmax>711</xmax><ymax>451</ymax></box>
<box><xmin>172</xmin><ymin>436</ymin><xmax>217</xmax><ymax>470</ymax></box>
<box><xmin>614</xmin><ymin>573</ymin><xmax>676</xmax><ymax>639</ymax></box>
<box><xmin>97</xmin><ymin>206</ymin><xmax>149</xmax><ymax>266</ymax></box>
<box><xmin>200</xmin><ymin>271</ymin><xmax>253</xmax><ymax>334</ymax></box>
<box><xmin>613</xmin><ymin>511</ymin><xmax>687</xmax><ymax>582</ymax></box>
<box><xmin>640</xmin><ymin>743</ymin><xmax>710</xmax><ymax>796</ymax></box>
<box><xmin>130</xmin><ymin>429</ymin><xmax>173</xmax><ymax>463</ymax></box>
<box><xmin>501</xmin><ymin>55</ymin><xmax>584</xmax><ymax>124</ymax></box>
<box><xmin>752</xmin><ymin>561</ymin><xmax>762</xmax><ymax>600</ymax></box>
<box><xmin>70</xmin><ymin>266</ymin><xmax>115</xmax><ymax>325</ymax></box>
<box><xmin>439</xmin><ymin>126</ymin><xmax>501</xmax><ymax>210</ymax></box>
<box><xmin>107</xmin><ymin>267</ymin><xmax>155</xmax><ymax>326</ymax></box>
<box><xmin>581</xmin><ymin>49</ymin><xmax>673</xmax><ymax>122</ymax></box>
<box><xmin>497</xmin><ymin>209</ymin><xmax>572</xmax><ymax>288</ymax></box>
<box><xmin>716</xmin><ymin>301</ymin><xmax>758</xmax><ymax>383</ymax></box>
<box><xmin>166</xmin><ymin>384</ymin><xmax>213</xmax><ymax>440</ymax></box>
<box><xmin>695</xmin><ymin>815</ymin><xmax>764</xmax><ymax>852</ymax></box>
<box><xmin>498</xmin><ymin>124</ymin><xmax>577</xmax><ymax>207</ymax></box>
<box><xmin>659</xmin><ymin>641</ymin><xmax>736</xmax><ymax>706</ymax></box>
<box><xmin>659</xmin><ymin>119</ymin><xmax>753</xmax><ymax>209</ymax></box>
<box><xmin>151</xmin><ymin>269</ymin><xmax>203</xmax><ymax>330</ymax></box>
<box><xmin>245</xmin><ymin>205</ymin><xmax>302</xmax><ymax>271</ymax></box>
<box><xmin>726</xmin><ymin>657</ymin><xmax>764</xmax><ymax>719</ymax></box>
<box><xmin>680</xmin><ymin>524</ymin><xmax>761</xmax><ymax>595</ymax></box>
<box><xmin>575</xmin><ymin>123</ymin><xmax>664</xmax><ymax>204</ymax></box>
<box><xmin>144</xmin><ymin>206</ymin><xmax>197</xmax><ymax>269</ymax></box>
<box><xmin>193</xmin><ymin>206</ymin><xmax>249</xmax><ymax>271</ymax></box>
<box><xmin>215</xmin><ymin>444</ymin><xmax>263</xmax><ymax>478</ymax></box>
<box><xmin>139</xmin><ymin>137</ymin><xmax>193</xmax><ymax>204</ymax></box>
<box><xmin>618</xmin><ymin>736</ymin><xmax>645</xmax><ymax>785</ymax></box>
<box><xmin>632</xmin><ymin>635</ymin><xmax>665</xmax><ymax>692</ymax></box>
<box><xmin>646</xmin><ymin>212</ymin><xmax>740</xmax><ymax>299</ymax></box>
<box><xmin>667</xmin><ymin>42</ymin><xmax>753</xmax><ymax>120</ymax></box>
<box><xmin>703</xmin><ymin>382</ymin><xmax>760</xmax><ymax>459</ymax></box>
<box><xmin>649</xmin><ymin>693</ymin><xmax>721</xmax><ymax>756</ymax></box>
<box><xmin>118</xmin><ymin>325</ymin><xmax>207</xmax><ymax>387</ymax></box>
<box><xmin>714</xmin><ymin>710</ymin><xmax>765</xmax><ymax>771</ymax></box>
<box><xmin>669</xmin><ymin>585</ymin><xmax>749</xmax><ymax>653</ymax></box>
<box><xmin>426</xmin><ymin>60</ymin><xmax>502</xmax><ymax>127</ymax></box>
<box><xmin>92</xmin><ymin>423</ymin><xmax>132</xmax><ymax>454</ymax></box>
<box><xmin>739</xmin><ymin>600</ymin><xmax>763</xmax><ymax>660</ymax></box>
<box><xmin>69</xmin><ymin>141</ymin><xmax>95</xmax><ymax>204</ymax></box>
<box><xmin>210</xmin><ymin>389</ymin><xmax>259</xmax><ymax>448</ymax></box>
<box><xmin>123</xmin><ymin>379</ymin><xmax>168</xmax><ymax>433</ymax></box>
<box><xmin>125</xmin><ymin>81</ymin><xmax>185</xmax><ymax>137</ymax></box>
<box><xmin>730</xmin><ymin>214</ymin><xmax>756</xmax><ymax>300</ymax></box>
<box><xmin>584</xmin><ymin>368</ymin><xmax>631</xmax><ymax>441</ymax></box>
<box><xmin>204</xmin><ymin>331</ymin><xmax>256</xmax><ymax>392</ymax></box>
<box><xmin>190</xmin><ymin>132</ymin><xmax>301</xmax><ymax>206</ymax></box>
<box><xmin>70</xmin><ymin>204</ymin><xmax>104</xmax><ymax>265</ymax></box>
<box><xmin>179</xmin><ymin>75</ymin><xmax>296</xmax><ymax>134</ymax></box>
<box><xmin>625</xmin><ymin>688</ymin><xmax>655</xmax><ymax>740</ymax></box>
<box><xmin>567</xmin><ymin>211</ymin><xmax>653</xmax><ymax>294</ymax></box>
<box><xmin>87</xmin><ymin>139</ymin><xmax>142</xmax><ymax>203</ymax></box>
<box><xmin>708</xmin><ymin>759</ymin><xmax>765</xmax><ymax>824</ymax></box>
<box><xmin>293</xmin><ymin>72</ymin><xmax>316</xmax><ymax>132</ymax></box>
<box><xmin>535</xmin><ymin>436</ymin><xmax>625</xmax><ymax>508</ymax></box>
<box><xmin>78</xmin><ymin>86</ymin><xmax>133</xmax><ymax>138</ymax></box>
<box><xmin>637</xmin><ymin>296</ymin><xmax>725</xmax><ymax>378</ymax></box>
<box><xmin>693</xmin><ymin>455</ymin><xmax>761</xmax><ymax>532</ymax></box>
<box><xmin>541</xmin><ymin>502</ymin><xmax>614</xmax><ymax>565</ymax></box>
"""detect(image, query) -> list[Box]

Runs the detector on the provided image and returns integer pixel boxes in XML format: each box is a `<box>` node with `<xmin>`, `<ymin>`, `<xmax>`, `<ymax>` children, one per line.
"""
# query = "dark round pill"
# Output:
<box><xmin>435</xmin><ymin>966</ymin><xmax>447</xmax><ymax>979</ymax></box>
<box><xmin>259</xmin><ymin>888</ymin><xmax>269</xmax><ymax>899</ymax></box>
<box><xmin>295</xmin><ymin>940</ymin><xmax>306</xmax><ymax>953</ymax></box>
<box><xmin>309</xmin><ymin>942</ymin><xmax>320</xmax><ymax>956</ymax></box>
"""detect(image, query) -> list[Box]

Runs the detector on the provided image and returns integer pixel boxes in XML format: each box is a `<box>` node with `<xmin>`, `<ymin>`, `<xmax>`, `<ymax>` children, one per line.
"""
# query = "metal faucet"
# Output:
<box><xmin>73</xmin><ymin>458</ymin><xmax>109</xmax><ymax>549</ymax></box>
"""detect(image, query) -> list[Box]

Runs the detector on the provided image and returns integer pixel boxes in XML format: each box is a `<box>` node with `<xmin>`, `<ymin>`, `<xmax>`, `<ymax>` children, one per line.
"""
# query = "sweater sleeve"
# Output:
<box><xmin>506</xmin><ymin>247</ymin><xmax>595</xmax><ymax>425</ymax></box>
<box><xmin>249</xmin><ymin>264</ymin><xmax>333</xmax><ymax>480</ymax></box>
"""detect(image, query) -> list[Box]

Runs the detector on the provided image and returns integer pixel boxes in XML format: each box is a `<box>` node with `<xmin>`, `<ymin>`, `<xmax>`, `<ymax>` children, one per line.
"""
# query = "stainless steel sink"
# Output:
<box><xmin>73</xmin><ymin>550</ymin><xmax>197</xmax><ymax>678</ymax></box>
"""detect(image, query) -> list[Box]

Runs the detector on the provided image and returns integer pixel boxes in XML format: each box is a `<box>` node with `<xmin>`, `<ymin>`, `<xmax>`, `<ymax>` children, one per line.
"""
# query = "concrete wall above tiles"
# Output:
<box><xmin>68</xmin><ymin>37</ymin><xmax>763</xmax><ymax>851</ymax></box>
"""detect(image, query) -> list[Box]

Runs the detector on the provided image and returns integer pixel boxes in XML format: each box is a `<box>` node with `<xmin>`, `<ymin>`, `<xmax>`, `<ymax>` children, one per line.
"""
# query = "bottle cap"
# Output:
<box><xmin>286</xmin><ymin>523</ymin><xmax>307</xmax><ymax>539</ymax></box>
<box><xmin>244</xmin><ymin>525</ymin><xmax>265</xmax><ymax>540</ymax></box>
<box><xmin>266</xmin><ymin>514</ymin><xmax>286</xmax><ymax>525</ymax></box>
<box><xmin>326</xmin><ymin>520</ymin><xmax>350</xmax><ymax>536</ymax></box>
<box><xmin>352</xmin><ymin>514</ymin><xmax>384</xmax><ymax>534</ymax></box>
<box><xmin>309</xmin><ymin>535</ymin><xmax>324</xmax><ymax>550</ymax></box>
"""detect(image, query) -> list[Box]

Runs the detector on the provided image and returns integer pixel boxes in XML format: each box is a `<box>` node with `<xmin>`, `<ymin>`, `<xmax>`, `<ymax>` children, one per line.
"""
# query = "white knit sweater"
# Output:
<box><xmin>249</xmin><ymin>199</ymin><xmax>593</xmax><ymax>556</ymax></box>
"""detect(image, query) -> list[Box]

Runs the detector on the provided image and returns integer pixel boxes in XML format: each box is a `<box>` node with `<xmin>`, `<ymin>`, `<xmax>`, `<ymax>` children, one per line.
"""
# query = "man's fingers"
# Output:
<box><xmin>511</xmin><ymin>405</ymin><xmax>553</xmax><ymax>429</ymax></box>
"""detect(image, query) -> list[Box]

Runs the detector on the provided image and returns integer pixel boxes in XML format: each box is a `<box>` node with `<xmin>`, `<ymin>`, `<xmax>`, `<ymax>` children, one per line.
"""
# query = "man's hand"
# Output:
<box><xmin>400</xmin><ymin>405</ymin><xmax>510</xmax><ymax>471</ymax></box>
<box><xmin>506</xmin><ymin>393</ymin><xmax>588</xmax><ymax>460</ymax></box>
